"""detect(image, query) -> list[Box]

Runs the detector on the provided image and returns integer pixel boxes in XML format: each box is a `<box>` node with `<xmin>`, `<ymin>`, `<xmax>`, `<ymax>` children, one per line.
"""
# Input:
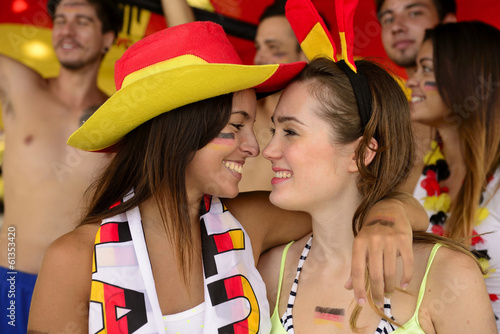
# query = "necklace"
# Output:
<box><xmin>420</xmin><ymin>136</ymin><xmax>495</xmax><ymax>279</ymax></box>
<box><xmin>420</xmin><ymin>137</ymin><xmax>491</xmax><ymax>238</ymax></box>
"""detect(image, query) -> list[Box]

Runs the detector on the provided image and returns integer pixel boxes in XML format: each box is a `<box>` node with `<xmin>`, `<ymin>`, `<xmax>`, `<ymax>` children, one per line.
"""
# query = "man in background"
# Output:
<box><xmin>376</xmin><ymin>0</ymin><xmax>456</xmax><ymax>77</ymax></box>
<box><xmin>0</xmin><ymin>1</ymin><xmax>121</xmax><ymax>332</ymax></box>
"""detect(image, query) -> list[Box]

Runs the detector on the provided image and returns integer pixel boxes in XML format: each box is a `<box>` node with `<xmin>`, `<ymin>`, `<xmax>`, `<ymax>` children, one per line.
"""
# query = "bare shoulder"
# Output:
<box><xmin>46</xmin><ymin>222</ymin><xmax>99</xmax><ymax>261</ymax></box>
<box><xmin>415</xmin><ymin>243</ymin><xmax>484</xmax><ymax>292</ymax></box>
<box><xmin>33</xmin><ymin>223</ymin><xmax>97</xmax><ymax>297</ymax></box>
<box><xmin>28</xmin><ymin>223</ymin><xmax>100</xmax><ymax>333</ymax></box>
<box><xmin>421</xmin><ymin>243</ymin><xmax>497</xmax><ymax>332</ymax></box>
<box><xmin>431</xmin><ymin>244</ymin><xmax>483</xmax><ymax>278</ymax></box>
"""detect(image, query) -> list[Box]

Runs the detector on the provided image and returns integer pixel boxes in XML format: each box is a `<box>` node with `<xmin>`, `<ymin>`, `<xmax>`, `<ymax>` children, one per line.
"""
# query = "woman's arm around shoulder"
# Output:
<box><xmin>28</xmin><ymin>223</ymin><xmax>100</xmax><ymax>334</ymax></box>
<box><xmin>224</xmin><ymin>191</ymin><xmax>311</xmax><ymax>261</ymax></box>
<box><xmin>425</xmin><ymin>246</ymin><xmax>497</xmax><ymax>333</ymax></box>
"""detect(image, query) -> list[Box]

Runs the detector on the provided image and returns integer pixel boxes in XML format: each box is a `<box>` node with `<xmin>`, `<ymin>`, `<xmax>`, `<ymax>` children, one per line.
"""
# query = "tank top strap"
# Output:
<box><xmin>275</xmin><ymin>241</ymin><xmax>295</xmax><ymax>312</ymax></box>
<box><xmin>281</xmin><ymin>235</ymin><xmax>313</xmax><ymax>333</ymax></box>
<box><xmin>414</xmin><ymin>243</ymin><xmax>443</xmax><ymax>312</ymax></box>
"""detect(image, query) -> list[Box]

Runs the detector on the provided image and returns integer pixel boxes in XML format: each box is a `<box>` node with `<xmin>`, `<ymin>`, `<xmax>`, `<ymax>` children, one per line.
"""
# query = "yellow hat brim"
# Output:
<box><xmin>68</xmin><ymin>63</ymin><xmax>282</xmax><ymax>151</ymax></box>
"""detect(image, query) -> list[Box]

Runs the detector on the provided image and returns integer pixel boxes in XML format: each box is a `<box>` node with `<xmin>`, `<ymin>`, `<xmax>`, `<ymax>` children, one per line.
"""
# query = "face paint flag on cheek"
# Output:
<box><xmin>206</xmin><ymin>132</ymin><xmax>235</xmax><ymax>151</ymax></box>
<box><xmin>424</xmin><ymin>81</ymin><xmax>438</xmax><ymax>91</ymax></box>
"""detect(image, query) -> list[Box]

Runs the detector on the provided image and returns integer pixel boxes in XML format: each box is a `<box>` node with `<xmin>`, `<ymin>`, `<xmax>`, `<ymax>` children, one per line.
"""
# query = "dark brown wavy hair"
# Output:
<box><xmin>80</xmin><ymin>93</ymin><xmax>233</xmax><ymax>281</ymax></box>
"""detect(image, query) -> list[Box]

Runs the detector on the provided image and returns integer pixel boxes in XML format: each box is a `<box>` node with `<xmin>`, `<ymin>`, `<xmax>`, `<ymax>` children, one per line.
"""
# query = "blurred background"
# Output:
<box><xmin>2</xmin><ymin>0</ymin><xmax>500</xmax><ymax>96</ymax></box>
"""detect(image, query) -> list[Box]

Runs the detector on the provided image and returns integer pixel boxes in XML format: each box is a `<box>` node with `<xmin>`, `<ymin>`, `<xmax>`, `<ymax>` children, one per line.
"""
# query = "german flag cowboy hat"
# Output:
<box><xmin>68</xmin><ymin>21</ymin><xmax>307</xmax><ymax>152</ymax></box>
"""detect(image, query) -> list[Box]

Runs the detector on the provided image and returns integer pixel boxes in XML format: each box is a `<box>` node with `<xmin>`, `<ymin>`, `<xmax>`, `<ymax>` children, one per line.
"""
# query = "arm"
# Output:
<box><xmin>0</xmin><ymin>54</ymin><xmax>45</xmax><ymax>118</ymax></box>
<box><xmin>161</xmin><ymin>0</ymin><xmax>195</xmax><ymax>27</ymax></box>
<box><xmin>348</xmin><ymin>194</ymin><xmax>428</xmax><ymax>306</ymax></box>
<box><xmin>224</xmin><ymin>191</ymin><xmax>311</xmax><ymax>263</ymax></box>
<box><xmin>28</xmin><ymin>224</ymin><xmax>97</xmax><ymax>333</ymax></box>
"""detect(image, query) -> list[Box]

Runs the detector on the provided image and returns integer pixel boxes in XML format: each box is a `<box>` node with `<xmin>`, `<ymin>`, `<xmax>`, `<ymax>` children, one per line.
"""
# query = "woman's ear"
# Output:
<box><xmin>364</xmin><ymin>137</ymin><xmax>378</xmax><ymax>166</ymax></box>
<box><xmin>347</xmin><ymin>137</ymin><xmax>378</xmax><ymax>173</ymax></box>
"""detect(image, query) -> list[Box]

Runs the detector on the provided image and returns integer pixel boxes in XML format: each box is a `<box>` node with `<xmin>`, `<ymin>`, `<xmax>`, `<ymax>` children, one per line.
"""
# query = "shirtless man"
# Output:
<box><xmin>0</xmin><ymin>0</ymin><xmax>121</xmax><ymax>332</ymax></box>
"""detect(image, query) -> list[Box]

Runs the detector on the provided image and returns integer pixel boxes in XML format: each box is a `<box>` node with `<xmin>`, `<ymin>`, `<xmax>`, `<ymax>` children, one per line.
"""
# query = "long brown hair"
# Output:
<box><xmin>80</xmin><ymin>93</ymin><xmax>233</xmax><ymax>281</ymax></box>
<box><xmin>427</xmin><ymin>21</ymin><xmax>500</xmax><ymax>241</ymax></box>
<box><xmin>294</xmin><ymin>57</ymin><xmax>483</xmax><ymax>329</ymax></box>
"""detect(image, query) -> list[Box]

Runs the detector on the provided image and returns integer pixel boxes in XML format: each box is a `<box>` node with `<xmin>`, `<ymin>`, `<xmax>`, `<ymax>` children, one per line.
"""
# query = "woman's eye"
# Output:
<box><xmin>269</xmin><ymin>127</ymin><xmax>276</xmax><ymax>136</ymax></box>
<box><xmin>231</xmin><ymin>123</ymin><xmax>243</xmax><ymax>130</ymax></box>
<box><xmin>284</xmin><ymin>129</ymin><xmax>297</xmax><ymax>136</ymax></box>
<box><xmin>423</xmin><ymin>66</ymin><xmax>433</xmax><ymax>73</ymax></box>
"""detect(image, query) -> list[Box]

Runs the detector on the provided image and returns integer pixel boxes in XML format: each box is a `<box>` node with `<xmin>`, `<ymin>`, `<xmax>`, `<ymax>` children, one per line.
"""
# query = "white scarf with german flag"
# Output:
<box><xmin>88</xmin><ymin>194</ymin><xmax>270</xmax><ymax>333</ymax></box>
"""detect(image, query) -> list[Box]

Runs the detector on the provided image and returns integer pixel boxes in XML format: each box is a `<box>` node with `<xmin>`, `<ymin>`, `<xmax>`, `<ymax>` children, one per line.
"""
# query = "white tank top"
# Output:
<box><xmin>163</xmin><ymin>302</ymin><xmax>205</xmax><ymax>334</ymax></box>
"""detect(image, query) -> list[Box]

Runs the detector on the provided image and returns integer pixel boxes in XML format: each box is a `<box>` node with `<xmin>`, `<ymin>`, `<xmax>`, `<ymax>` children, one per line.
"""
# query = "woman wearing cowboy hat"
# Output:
<box><xmin>28</xmin><ymin>21</ymin><xmax>427</xmax><ymax>333</ymax></box>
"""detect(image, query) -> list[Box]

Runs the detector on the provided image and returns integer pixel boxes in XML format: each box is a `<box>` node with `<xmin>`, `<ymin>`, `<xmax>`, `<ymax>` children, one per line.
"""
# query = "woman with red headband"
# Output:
<box><xmin>28</xmin><ymin>21</ymin><xmax>426</xmax><ymax>333</ymax></box>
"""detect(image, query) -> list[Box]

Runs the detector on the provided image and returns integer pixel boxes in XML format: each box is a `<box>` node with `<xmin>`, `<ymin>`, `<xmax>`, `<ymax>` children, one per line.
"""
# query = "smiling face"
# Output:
<box><xmin>378</xmin><ymin>0</ymin><xmax>440</xmax><ymax>69</ymax></box>
<box><xmin>186</xmin><ymin>89</ymin><xmax>259</xmax><ymax>199</ymax></box>
<box><xmin>262</xmin><ymin>81</ymin><xmax>357</xmax><ymax>213</ymax></box>
<box><xmin>52</xmin><ymin>0</ymin><xmax>113</xmax><ymax>69</ymax></box>
<box><xmin>254</xmin><ymin>16</ymin><xmax>305</xmax><ymax>65</ymax></box>
<box><xmin>407</xmin><ymin>40</ymin><xmax>448</xmax><ymax>127</ymax></box>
